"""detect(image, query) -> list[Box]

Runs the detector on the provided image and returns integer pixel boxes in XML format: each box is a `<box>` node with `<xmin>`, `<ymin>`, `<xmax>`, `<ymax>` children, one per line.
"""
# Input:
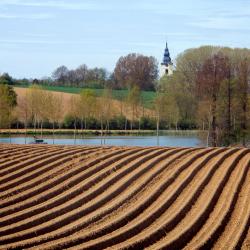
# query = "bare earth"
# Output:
<box><xmin>0</xmin><ymin>144</ymin><xmax>249</xmax><ymax>249</ymax></box>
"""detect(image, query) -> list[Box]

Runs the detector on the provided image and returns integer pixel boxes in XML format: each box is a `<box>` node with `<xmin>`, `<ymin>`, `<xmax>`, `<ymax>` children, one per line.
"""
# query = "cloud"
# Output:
<box><xmin>0</xmin><ymin>0</ymin><xmax>106</xmax><ymax>11</ymax></box>
<box><xmin>190</xmin><ymin>16</ymin><xmax>250</xmax><ymax>31</ymax></box>
<box><xmin>0</xmin><ymin>13</ymin><xmax>53</xmax><ymax>19</ymax></box>
<box><xmin>127</xmin><ymin>42</ymin><xmax>161</xmax><ymax>48</ymax></box>
<box><xmin>0</xmin><ymin>39</ymin><xmax>99</xmax><ymax>45</ymax></box>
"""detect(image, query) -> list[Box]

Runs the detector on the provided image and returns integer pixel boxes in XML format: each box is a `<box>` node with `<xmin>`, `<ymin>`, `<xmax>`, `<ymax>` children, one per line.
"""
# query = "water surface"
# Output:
<box><xmin>0</xmin><ymin>134</ymin><xmax>205</xmax><ymax>147</ymax></box>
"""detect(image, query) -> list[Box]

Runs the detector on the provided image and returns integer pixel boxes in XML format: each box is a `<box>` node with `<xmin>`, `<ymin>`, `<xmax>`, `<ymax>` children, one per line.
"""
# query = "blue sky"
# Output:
<box><xmin>0</xmin><ymin>0</ymin><xmax>250</xmax><ymax>78</ymax></box>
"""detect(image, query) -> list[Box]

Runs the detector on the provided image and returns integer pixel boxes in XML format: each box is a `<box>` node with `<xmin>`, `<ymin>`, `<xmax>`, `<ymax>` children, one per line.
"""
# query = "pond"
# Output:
<box><xmin>0</xmin><ymin>134</ymin><xmax>206</xmax><ymax>147</ymax></box>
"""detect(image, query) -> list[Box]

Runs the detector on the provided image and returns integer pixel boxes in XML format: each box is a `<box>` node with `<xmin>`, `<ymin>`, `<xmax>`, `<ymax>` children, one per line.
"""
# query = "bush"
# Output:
<box><xmin>63</xmin><ymin>115</ymin><xmax>81</xmax><ymax>129</ymax></box>
<box><xmin>140</xmin><ymin>116</ymin><xmax>156</xmax><ymax>130</ymax></box>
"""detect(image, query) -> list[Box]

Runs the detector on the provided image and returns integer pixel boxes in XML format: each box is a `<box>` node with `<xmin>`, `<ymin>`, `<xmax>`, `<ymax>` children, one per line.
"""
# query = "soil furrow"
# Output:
<box><xmin>0</xmin><ymin>145</ymin><xmax>249</xmax><ymax>250</ymax></box>
<box><xmin>211</xmin><ymin>160</ymin><xmax>250</xmax><ymax>250</ymax></box>
<box><xmin>0</xmin><ymin>147</ymin><xmax>155</xmax><ymax>229</ymax></box>
<box><xmin>183</xmin><ymin>154</ymin><xmax>250</xmax><ymax>249</ymax></box>
<box><xmin>0</xmin><ymin>147</ymin><xmax>129</xmax><ymax>212</ymax></box>
<box><xmin>61</xmin><ymin>148</ymin><xmax>231</xmax><ymax>250</ymax></box>
<box><xmin>144</xmin><ymin>149</ymin><xmax>248</xmax><ymax>250</ymax></box>
<box><xmin>0</xmin><ymin>146</ymin><xmax>86</xmax><ymax>187</ymax></box>
<box><xmin>0</xmin><ymin>148</ymin><xmax>166</xmax><ymax>244</ymax></box>
<box><xmin>26</xmin><ymin>147</ymin><xmax>197</xmax><ymax>250</ymax></box>
<box><xmin>0</xmin><ymin>147</ymin><xmax>105</xmax><ymax>202</ymax></box>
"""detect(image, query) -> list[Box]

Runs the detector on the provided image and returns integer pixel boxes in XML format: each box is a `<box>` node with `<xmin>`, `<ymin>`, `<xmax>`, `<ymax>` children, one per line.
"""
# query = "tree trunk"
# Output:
<box><xmin>40</xmin><ymin>121</ymin><xmax>43</xmax><ymax>139</ymax></box>
<box><xmin>207</xmin><ymin>104</ymin><xmax>212</xmax><ymax>147</ymax></box>
<box><xmin>81</xmin><ymin>119</ymin><xmax>83</xmax><ymax>141</ymax></box>
<box><xmin>74</xmin><ymin>118</ymin><xmax>77</xmax><ymax>145</ymax></box>
<box><xmin>84</xmin><ymin>117</ymin><xmax>87</xmax><ymax>130</ymax></box>
<box><xmin>52</xmin><ymin>122</ymin><xmax>55</xmax><ymax>144</ymax></box>
<box><xmin>138</xmin><ymin>118</ymin><xmax>140</xmax><ymax>135</ymax></box>
<box><xmin>34</xmin><ymin>116</ymin><xmax>36</xmax><ymax>136</ymax></box>
<box><xmin>84</xmin><ymin>117</ymin><xmax>87</xmax><ymax>142</ymax></box>
<box><xmin>101</xmin><ymin>118</ymin><xmax>103</xmax><ymax>145</ymax></box>
<box><xmin>211</xmin><ymin>94</ymin><xmax>217</xmax><ymax>147</ymax></box>
<box><xmin>125</xmin><ymin>118</ymin><xmax>127</xmax><ymax>132</ymax></box>
<box><xmin>240</xmin><ymin>59</ymin><xmax>248</xmax><ymax>146</ymax></box>
<box><xmin>156</xmin><ymin>115</ymin><xmax>160</xmax><ymax>146</ymax></box>
<box><xmin>226</xmin><ymin>75</ymin><xmax>232</xmax><ymax>145</ymax></box>
<box><xmin>9</xmin><ymin>120</ymin><xmax>11</xmax><ymax>144</ymax></box>
<box><xmin>25</xmin><ymin>122</ymin><xmax>27</xmax><ymax>145</ymax></box>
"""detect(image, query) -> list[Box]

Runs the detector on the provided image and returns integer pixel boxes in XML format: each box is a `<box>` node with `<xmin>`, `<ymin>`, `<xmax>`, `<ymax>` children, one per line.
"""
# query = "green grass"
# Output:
<box><xmin>14</xmin><ymin>84</ymin><xmax>156</xmax><ymax>108</ymax></box>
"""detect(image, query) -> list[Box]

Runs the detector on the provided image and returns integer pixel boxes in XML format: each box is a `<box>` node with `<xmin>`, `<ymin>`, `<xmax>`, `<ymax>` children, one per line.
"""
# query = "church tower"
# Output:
<box><xmin>160</xmin><ymin>42</ymin><xmax>173</xmax><ymax>78</ymax></box>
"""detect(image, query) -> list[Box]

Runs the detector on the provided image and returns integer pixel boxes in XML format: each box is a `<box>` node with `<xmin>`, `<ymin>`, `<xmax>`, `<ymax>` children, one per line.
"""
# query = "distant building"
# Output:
<box><xmin>160</xmin><ymin>42</ymin><xmax>173</xmax><ymax>78</ymax></box>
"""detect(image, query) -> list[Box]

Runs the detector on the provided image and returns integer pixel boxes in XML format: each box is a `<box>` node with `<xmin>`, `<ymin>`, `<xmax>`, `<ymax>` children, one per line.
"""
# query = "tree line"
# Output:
<box><xmin>155</xmin><ymin>46</ymin><xmax>250</xmax><ymax>146</ymax></box>
<box><xmin>0</xmin><ymin>84</ymin><xmax>159</xmax><ymax>137</ymax></box>
<box><xmin>1</xmin><ymin>53</ymin><xmax>158</xmax><ymax>91</ymax></box>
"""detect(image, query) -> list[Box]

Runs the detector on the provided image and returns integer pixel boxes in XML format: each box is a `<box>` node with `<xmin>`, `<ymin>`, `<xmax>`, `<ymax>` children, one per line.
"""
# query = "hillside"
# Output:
<box><xmin>0</xmin><ymin>144</ymin><xmax>249</xmax><ymax>249</ymax></box>
<box><xmin>13</xmin><ymin>85</ymin><xmax>156</xmax><ymax>108</ymax></box>
<box><xmin>14</xmin><ymin>87</ymin><xmax>154</xmax><ymax>121</ymax></box>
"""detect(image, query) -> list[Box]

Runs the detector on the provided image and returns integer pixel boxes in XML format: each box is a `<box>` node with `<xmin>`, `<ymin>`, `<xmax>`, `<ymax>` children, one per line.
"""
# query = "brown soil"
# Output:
<box><xmin>0</xmin><ymin>144</ymin><xmax>249</xmax><ymax>250</ymax></box>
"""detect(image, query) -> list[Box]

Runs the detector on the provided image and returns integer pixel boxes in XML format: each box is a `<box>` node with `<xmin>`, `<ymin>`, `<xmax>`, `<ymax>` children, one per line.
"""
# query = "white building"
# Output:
<box><xmin>160</xmin><ymin>42</ymin><xmax>174</xmax><ymax>78</ymax></box>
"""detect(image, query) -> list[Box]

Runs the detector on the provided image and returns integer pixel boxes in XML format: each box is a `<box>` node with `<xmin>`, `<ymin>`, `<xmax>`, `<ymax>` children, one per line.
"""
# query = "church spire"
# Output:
<box><xmin>159</xmin><ymin>41</ymin><xmax>173</xmax><ymax>78</ymax></box>
<box><xmin>161</xmin><ymin>42</ymin><xmax>172</xmax><ymax>66</ymax></box>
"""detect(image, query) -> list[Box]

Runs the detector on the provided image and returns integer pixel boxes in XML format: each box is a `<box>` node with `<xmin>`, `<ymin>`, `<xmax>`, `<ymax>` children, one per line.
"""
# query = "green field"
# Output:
<box><xmin>14</xmin><ymin>84</ymin><xmax>156</xmax><ymax>108</ymax></box>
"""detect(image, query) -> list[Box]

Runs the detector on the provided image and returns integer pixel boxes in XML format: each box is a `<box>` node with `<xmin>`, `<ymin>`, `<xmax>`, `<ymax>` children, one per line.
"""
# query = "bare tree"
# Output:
<box><xmin>52</xmin><ymin>65</ymin><xmax>69</xmax><ymax>85</ymax></box>
<box><xmin>114</xmin><ymin>53</ymin><xmax>158</xmax><ymax>90</ymax></box>
<box><xmin>237</xmin><ymin>58</ymin><xmax>250</xmax><ymax>146</ymax></box>
<box><xmin>127</xmin><ymin>86</ymin><xmax>141</xmax><ymax>131</ymax></box>
<box><xmin>47</xmin><ymin>92</ymin><xmax>63</xmax><ymax>143</ymax></box>
<box><xmin>79</xmin><ymin>89</ymin><xmax>96</xmax><ymax>137</ymax></box>
<box><xmin>70</xmin><ymin>95</ymin><xmax>80</xmax><ymax>144</ymax></box>
<box><xmin>196</xmin><ymin>53</ymin><xmax>230</xmax><ymax>146</ymax></box>
<box><xmin>17</xmin><ymin>90</ymin><xmax>30</xmax><ymax>144</ymax></box>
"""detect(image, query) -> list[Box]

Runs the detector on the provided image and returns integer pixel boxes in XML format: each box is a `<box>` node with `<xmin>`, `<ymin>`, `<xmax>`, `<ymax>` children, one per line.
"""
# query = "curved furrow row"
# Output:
<box><xmin>0</xmin><ymin>147</ymin><xmax>167</xmax><ymax>245</ymax></box>
<box><xmin>0</xmin><ymin>147</ymin><xmax>108</xmax><ymax>202</ymax></box>
<box><xmin>211</xmin><ymin>162</ymin><xmax>250</xmax><ymax>250</ymax></box>
<box><xmin>0</xmin><ymin>146</ymin><xmax>131</xmax><ymax>212</ymax></box>
<box><xmin>27</xmin><ymin>147</ymin><xmax>200</xmax><ymax>250</ymax></box>
<box><xmin>0</xmin><ymin>145</ymin><xmax>61</xmax><ymax>171</ymax></box>
<box><xmin>0</xmin><ymin>147</ymin><xmax>156</xmax><ymax>229</ymax></box>
<box><xmin>0</xmin><ymin>145</ymin><xmax>249</xmax><ymax>250</ymax></box>
<box><xmin>61</xmin><ymin>147</ymin><xmax>232</xmax><ymax>250</ymax></box>
<box><xmin>241</xmin><ymin>227</ymin><xmax>250</xmax><ymax>250</ymax></box>
<box><xmin>0</xmin><ymin>146</ymin><xmax>68</xmax><ymax>177</ymax></box>
<box><xmin>117</xmin><ymin>148</ymin><xmax>234</xmax><ymax>250</ymax></box>
<box><xmin>0</xmin><ymin>146</ymin><xmax>98</xmax><ymax>192</ymax></box>
<box><xmin>30</xmin><ymin>147</ymin><xmax>217</xmax><ymax>249</ymax></box>
<box><xmin>144</xmin><ymin>148</ymin><xmax>249</xmax><ymax>250</ymax></box>
<box><xmin>0</xmin><ymin>145</ymin><xmax>33</xmax><ymax>156</ymax></box>
<box><xmin>0</xmin><ymin>145</ymin><xmax>86</xmax><ymax>185</ymax></box>
<box><xmin>8</xmin><ymin>147</ymin><xmax>187</xmax><ymax>249</ymax></box>
<box><xmin>0</xmin><ymin>146</ymin><xmax>48</xmax><ymax>165</ymax></box>
<box><xmin>183</xmin><ymin>155</ymin><xmax>250</xmax><ymax>249</ymax></box>
<box><xmin>0</xmin><ymin>146</ymin><xmax>107</xmax><ymax>195</ymax></box>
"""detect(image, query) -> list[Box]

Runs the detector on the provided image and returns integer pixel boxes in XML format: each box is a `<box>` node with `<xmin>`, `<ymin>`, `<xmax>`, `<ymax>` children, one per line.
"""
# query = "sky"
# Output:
<box><xmin>0</xmin><ymin>0</ymin><xmax>250</xmax><ymax>79</ymax></box>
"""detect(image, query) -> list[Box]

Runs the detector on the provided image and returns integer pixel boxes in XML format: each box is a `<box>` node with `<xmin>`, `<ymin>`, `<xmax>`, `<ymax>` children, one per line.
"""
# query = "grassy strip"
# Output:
<box><xmin>0</xmin><ymin>129</ymin><xmax>203</xmax><ymax>136</ymax></box>
<box><xmin>0</xmin><ymin>129</ymin><xmax>155</xmax><ymax>136</ymax></box>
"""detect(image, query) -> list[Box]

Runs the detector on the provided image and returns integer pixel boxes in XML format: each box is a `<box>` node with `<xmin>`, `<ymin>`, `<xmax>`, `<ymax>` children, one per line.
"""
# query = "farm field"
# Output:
<box><xmin>13</xmin><ymin>84</ymin><xmax>156</xmax><ymax>108</ymax></box>
<box><xmin>13</xmin><ymin>87</ymin><xmax>153</xmax><ymax>121</ymax></box>
<box><xmin>0</xmin><ymin>144</ymin><xmax>249</xmax><ymax>249</ymax></box>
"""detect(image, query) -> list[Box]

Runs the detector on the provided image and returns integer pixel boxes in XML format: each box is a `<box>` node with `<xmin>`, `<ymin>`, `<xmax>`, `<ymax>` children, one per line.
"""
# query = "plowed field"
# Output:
<box><xmin>0</xmin><ymin>144</ymin><xmax>249</xmax><ymax>250</ymax></box>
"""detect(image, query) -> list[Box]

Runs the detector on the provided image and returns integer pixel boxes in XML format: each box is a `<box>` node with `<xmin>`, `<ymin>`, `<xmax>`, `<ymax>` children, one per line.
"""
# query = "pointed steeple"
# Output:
<box><xmin>161</xmin><ymin>42</ymin><xmax>172</xmax><ymax>66</ymax></box>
